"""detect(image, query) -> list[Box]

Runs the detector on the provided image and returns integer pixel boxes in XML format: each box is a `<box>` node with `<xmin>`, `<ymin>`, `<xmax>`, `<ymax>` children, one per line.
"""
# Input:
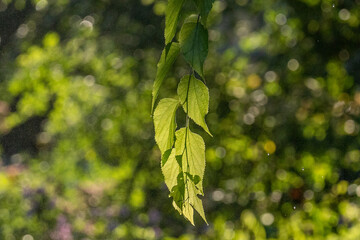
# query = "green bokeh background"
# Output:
<box><xmin>0</xmin><ymin>0</ymin><xmax>360</xmax><ymax>239</ymax></box>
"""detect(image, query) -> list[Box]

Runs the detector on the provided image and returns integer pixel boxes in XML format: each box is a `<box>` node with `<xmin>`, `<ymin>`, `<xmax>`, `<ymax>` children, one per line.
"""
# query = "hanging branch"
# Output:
<box><xmin>152</xmin><ymin>0</ymin><xmax>215</xmax><ymax>225</ymax></box>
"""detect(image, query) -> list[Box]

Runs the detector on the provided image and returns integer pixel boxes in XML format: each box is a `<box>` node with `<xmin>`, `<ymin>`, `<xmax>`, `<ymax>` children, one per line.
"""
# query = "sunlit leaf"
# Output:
<box><xmin>161</xmin><ymin>149</ymin><xmax>180</xmax><ymax>192</ymax></box>
<box><xmin>162</xmin><ymin>128</ymin><xmax>208</xmax><ymax>225</ymax></box>
<box><xmin>170</xmin><ymin>174</ymin><xmax>185</xmax><ymax>214</ymax></box>
<box><xmin>151</xmin><ymin>42</ymin><xmax>180</xmax><ymax>113</ymax></box>
<box><xmin>153</xmin><ymin>98</ymin><xmax>179</xmax><ymax>155</ymax></box>
<box><xmin>165</xmin><ymin>0</ymin><xmax>186</xmax><ymax>44</ymax></box>
<box><xmin>174</xmin><ymin>127</ymin><xmax>208</xmax><ymax>224</ymax></box>
<box><xmin>175</xmin><ymin>128</ymin><xmax>206</xmax><ymax>194</ymax></box>
<box><xmin>177</xmin><ymin>75</ymin><xmax>211</xmax><ymax>136</ymax></box>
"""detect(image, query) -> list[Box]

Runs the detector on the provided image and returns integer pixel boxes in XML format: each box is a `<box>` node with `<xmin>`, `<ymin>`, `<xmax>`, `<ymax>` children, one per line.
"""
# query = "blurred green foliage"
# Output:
<box><xmin>0</xmin><ymin>0</ymin><xmax>360</xmax><ymax>239</ymax></box>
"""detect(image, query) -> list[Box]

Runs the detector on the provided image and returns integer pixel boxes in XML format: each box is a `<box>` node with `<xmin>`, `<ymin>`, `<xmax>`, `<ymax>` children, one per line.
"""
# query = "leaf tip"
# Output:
<box><xmin>203</xmin><ymin>124</ymin><xmax>213</xmax><ymax>137</ymax></box>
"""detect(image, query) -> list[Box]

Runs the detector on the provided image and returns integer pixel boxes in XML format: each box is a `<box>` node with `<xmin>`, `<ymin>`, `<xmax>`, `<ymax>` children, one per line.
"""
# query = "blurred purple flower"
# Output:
<box><xmin>50</xmin><ymin>215</ymin><xmax>73</xmax><ymax>240</ymax></box>
<box><xmin>148</xmin><ymin>208</ymin><xmax>161</xmax><ymax>225</ymax></box>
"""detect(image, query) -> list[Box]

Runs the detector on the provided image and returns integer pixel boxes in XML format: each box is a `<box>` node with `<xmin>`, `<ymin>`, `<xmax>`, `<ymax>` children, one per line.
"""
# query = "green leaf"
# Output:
<box><xmin>187</xmin><ymin>178</ymin><xmax>207</xmax><ymax>225</ymax></box>
<box><xmin>177</xmin><ymin>75</ymin><xmax>212</xmax><ymax>136</ymax></box>
<box><xmin>153</xmin><ymin>98</ymin><xmax>179</xmax><ymax>155</ymax></box>
<box><xmin>163</xmin><ymin>128</ymin><xmax>208</xmax><ymax>225</ymax></box>
<box><xmin>179</xmin><ymin>15</ymin><xmax>208</xmax><ymax>78</ymax></box>
<box><xmin>151</xmin><ymin>42</ymin><xmax>180</xmax><ymax>113</ymax></box>
<box><xmin>176</xmin><ymin>127</ymin><xmax>207</xmax><ymax>224</ymax></box>
<box><xmin>165</xmin><ymin>0</ymin><xmax>186</xmax><ymax>45</ymax></box>
<box><xmin>193</xmin><ymin>0</ymin><xmax>215</xmax><ymax>26</ymax></box>
<box><xmin>192</xmin><ymin>191</ymin><xmax>207</xmax><ymax>224</ymax></box>
<box><xmin>161</xmin><ymin>149</ymin><xmax>180</xmax><ymax>192</ymax></box>
<box><xmin>175</xmin><ymin>128</ymin><xmax>206</xmax><ymax>194</ymax></box>
<box><xmin>183</xmin><ymin>197</ymin><xmax>195</xmax><ymax>225</ymax></box>
<box><xmin>170</xmin><ymin>174</ymin><xmax>185</xmax><ymax>214</ymax></box>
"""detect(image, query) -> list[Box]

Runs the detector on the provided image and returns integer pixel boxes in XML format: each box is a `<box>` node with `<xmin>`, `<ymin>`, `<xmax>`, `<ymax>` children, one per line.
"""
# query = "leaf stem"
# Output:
<box><xmin>183</xmin><ymin>73</ymin><xmax>192</xmax><ymax>205</ymax></box>
<box><xmin>182</xmin><ymin>14</ymin><xmax>202</xmax><ymax>211</ymax></box>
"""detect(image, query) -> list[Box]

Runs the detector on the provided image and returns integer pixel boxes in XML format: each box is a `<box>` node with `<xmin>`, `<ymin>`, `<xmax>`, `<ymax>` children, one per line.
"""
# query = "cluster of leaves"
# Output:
<box><xmin>152</xmin><ymin>0</ymin><xmax>215</xmax><ymax>225</ymax></box>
